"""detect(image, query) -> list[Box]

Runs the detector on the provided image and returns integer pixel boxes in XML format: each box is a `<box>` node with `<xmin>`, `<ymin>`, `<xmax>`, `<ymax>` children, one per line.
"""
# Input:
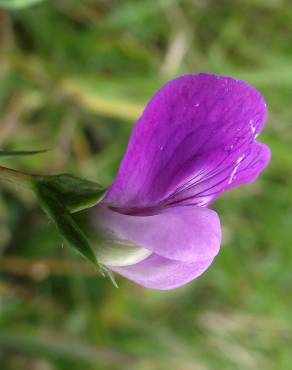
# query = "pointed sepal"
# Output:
<box><xmin>34</xmin><ymin>180</ymin><xmax>102</xmax><ymax>269</ymax></box>
<box><xmin>35</xmin><ymin>174</ymin><xmax>106</xmax><ymax>213</ymax></box>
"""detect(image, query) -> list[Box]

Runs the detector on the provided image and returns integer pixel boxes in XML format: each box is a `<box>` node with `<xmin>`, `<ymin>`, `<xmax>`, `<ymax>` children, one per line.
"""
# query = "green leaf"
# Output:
<box><xmin>35</xmin><ymin>174</ymin><xmax>106</xmax><ymax>213</ymax></box>
<box><xmin>0</xmin><ymin>149</ymin><xmax>47</xmax><ymax>158</ymax></box>
<box><xmin>34</xmin><ymin>180</ymin><xmax>101</xmax><ymax>269</ymax></box>
<box><xmin>0</xmin><ymin>0</ymin><xmax>47</xmax><ymax>9</ymax></box>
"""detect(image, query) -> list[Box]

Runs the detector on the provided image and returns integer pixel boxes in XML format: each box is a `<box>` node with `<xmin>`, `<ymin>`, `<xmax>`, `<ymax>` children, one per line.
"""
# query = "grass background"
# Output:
<box><xmin>0</xmin><ymin>0</ymin><xmax>292</xmax><ymax>369</ymax></box>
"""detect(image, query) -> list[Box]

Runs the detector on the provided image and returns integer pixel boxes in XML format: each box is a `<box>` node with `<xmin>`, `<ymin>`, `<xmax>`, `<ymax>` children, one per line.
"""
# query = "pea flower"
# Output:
<box><xmin>93</xmin><ymin>74</ymin><xmax>271</xmax><ymax>290</ymax></box>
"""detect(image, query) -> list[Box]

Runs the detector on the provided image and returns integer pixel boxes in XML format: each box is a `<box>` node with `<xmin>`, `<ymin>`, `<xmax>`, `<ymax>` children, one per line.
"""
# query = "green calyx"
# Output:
<box><xmin>0</xmin><ymin>162</ymin><xmax>116</xmax><ymax>284</ymax></box>
<box><xmin>33</xmin><ymin>179</ymin><xmax>100</xmax><ymax>267</ymax></box>
<box><xmin>35</xmin><ymin>174</ymin><xmax>106</xmax><ymax>213</ymax></box>
<box><xmin>32</xmin><ymin>174</ymin><xmax>110</xmax><ymax>275</ymax></box>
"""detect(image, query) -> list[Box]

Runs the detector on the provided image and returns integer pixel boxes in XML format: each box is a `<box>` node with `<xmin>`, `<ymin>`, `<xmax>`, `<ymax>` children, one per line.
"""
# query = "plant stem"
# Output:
<box><xmin>0</xmin><ymin>165</ymin><xmax>34</xmax><ymax>189</ymax></box>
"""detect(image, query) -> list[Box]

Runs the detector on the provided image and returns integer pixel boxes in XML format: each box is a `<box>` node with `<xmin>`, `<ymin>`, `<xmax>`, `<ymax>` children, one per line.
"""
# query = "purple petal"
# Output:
<box><xmin>166</xmin><ymin>142</ymin><xmax>271</xmax><ymax>207</ymax></box>
<box><xmin>104</xmin><ymin>74</ymin><xmax>270</xmax><ymax>209</ymax></box>
<box><xmin>109</xmin><ymin>254</ymin><xmax>214</xmax><ymax>290</ymax></box>
<box><xmin>94</xmin><ymin>204</ymin><xmax>221</xmax><ymax>262</ymax></box>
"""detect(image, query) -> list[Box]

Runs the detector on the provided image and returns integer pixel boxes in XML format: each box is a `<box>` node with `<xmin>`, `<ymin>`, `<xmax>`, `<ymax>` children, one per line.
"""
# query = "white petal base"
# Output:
<box><xmin>95</xmin><ymin>239</ymin><xmax>152</xmax><ymax>267</ymax></box>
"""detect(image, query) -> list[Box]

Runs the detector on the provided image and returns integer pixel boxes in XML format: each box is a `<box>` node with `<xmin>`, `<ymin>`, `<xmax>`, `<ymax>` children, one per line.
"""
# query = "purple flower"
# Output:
<box><xmin>93</xmin><ymin>74</ymin><xmax>271</xmax><ymax>290</ymax></box>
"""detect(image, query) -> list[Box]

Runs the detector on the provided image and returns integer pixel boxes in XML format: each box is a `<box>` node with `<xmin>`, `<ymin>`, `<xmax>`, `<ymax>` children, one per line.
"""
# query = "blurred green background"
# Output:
<box><xmin>0</xmin><ymin>0</ymin><xmax>292</xmax><ymax>369</ymax></box>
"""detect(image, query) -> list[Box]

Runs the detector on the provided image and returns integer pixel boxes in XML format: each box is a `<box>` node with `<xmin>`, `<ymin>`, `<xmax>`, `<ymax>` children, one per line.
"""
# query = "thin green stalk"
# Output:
<box><xmin>0</xmin><ymin>165</ymin><xmax>34</xmax><ymax>189</ymax></box>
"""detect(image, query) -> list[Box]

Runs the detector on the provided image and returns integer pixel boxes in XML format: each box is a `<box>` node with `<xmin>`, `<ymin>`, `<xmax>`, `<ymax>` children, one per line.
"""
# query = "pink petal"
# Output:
<box><xmin>110</xmin><ymin>254</ymin><xmax>214</xmax><ymax>290</ymax></box>
<box><xmin>94</xmin><ymin>204</ymin><xmax>221</xmax><ymax>263</ymax></box>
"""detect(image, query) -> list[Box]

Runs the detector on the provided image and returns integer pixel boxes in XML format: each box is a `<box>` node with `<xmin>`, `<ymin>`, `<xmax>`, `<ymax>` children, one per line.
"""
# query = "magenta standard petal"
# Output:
<box><xmin>104</xmin><ymin>74</ymin><xmax>270</xmax><ymax>209</ymax></box>
<box><xmin>109</xmin><ymin>254</ymin><xmax>214</xmax><ymax>290</ymax></box>
<box><xmin>167</xmin><ymin>142</ymin><xmax>271</xmax><ymax>207</ymax></box>
<box><xmin>94</xmin><ymin>204</ymin><xmax>221</xmax><ymax>263</ymax></box>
